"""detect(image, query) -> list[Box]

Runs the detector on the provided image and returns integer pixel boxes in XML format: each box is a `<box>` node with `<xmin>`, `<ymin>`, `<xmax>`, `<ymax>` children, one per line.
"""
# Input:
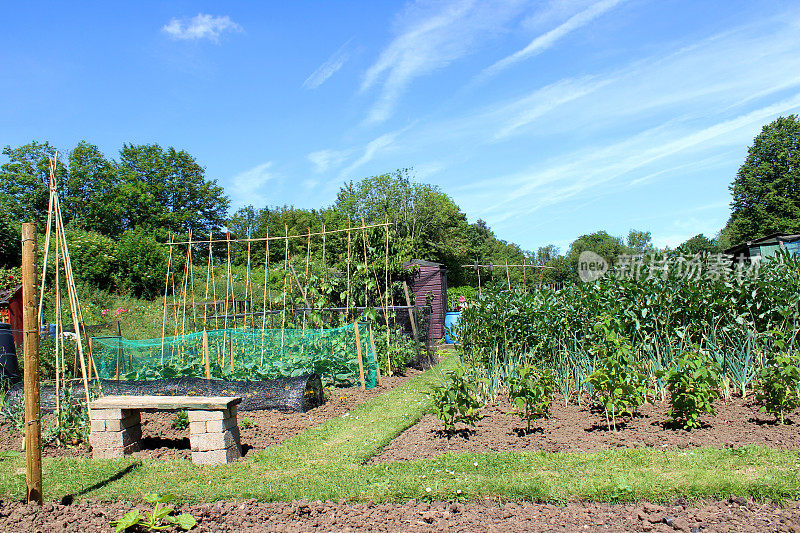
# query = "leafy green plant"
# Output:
<box><xmin>659</xmin><ymin>346</ymin><xmax>721</xmax><ymax>429</ymax></box>
<box><xmin>111</xmin><ymin>493</ymin><xmax>196</xmax><ymax>532</ymax></box>
<box><xmin>507</xmin><ymin>365</ymin><xmax>555</xmax><ymax>433</ymax></box>
<box><xmin>171</xmin><ymin>410</ymin><xmax>189</xmax><ymax>430</ymax></box>
<box><xmin>429</xmin><ymin>367</ymin><xmax>482</xmax><ymax>433</ymax></box>
<box><xmin>43</xmin><ymin>386</ymin><xmax>90</xmax><ymax>447</ymax></box>
<box><xmin>239</xmin><ymin>416</ymin><xmax>255</xmax><ymax>429</ymax></box>
<box><xmin>584</xmin><ymin>320</ymin><xmax>647</xmax><ymax>431</ymax></box>
<box><xmin>756</xmin><ymin>351</ymin><xmax>800</xmax><ymax>424</ymax></box>
<box><xmin>1</xmin><ymin>396</ymin><xmax>24</xmax><ymax>434</ymax></box>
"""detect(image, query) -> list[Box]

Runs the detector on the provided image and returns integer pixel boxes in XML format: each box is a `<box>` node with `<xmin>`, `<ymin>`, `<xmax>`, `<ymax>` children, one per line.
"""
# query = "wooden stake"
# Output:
<box><xmin>403</xmin><ymin>281</ymin><xmax>418</xmax><ymax>376</ymax></box>
<box><xmin>188</xmin><ymin>231</ymin><xmax>197</xmax><ymax>331</ymax></box>
<box><xmin>22</xmin><ymin>222</ymin><xmax>42</xmax><ymax>505</ymax></box>
<box><xmin>37</xmin><ymin>170</ymin><xmax>55</xmax><ymax>327</ymax></box>
<box><xmin>261</xmin><ymin>227</ymin><xmax>269</xmax><ymax>365</ymax></box>
<box><xmin>180</xmin><ymin>233</ymin><xmax>191</xmax><ymax>337</ymax></box>
<box><xmin>302</xmin><ymin>231</ymin><xmax>311</xmax><ymax>332</ymax></box>
<box><xmin>384</xmin><ymin>217</ymin><xmax>390</xmax><ymax>374</ymax></box>
<box><xmin>203</xmin><ymin>329</ymin><xmax>210</xmax><ymax>380</ymax></box>
<box><xmin>204</xmin><ymin>232</ymin><xmax>211</xmax><ymax>327</ymax></box>
<box><xmin>320</xmin><ymin>224</ymin><xmax>326</xmax><ymax>332</ymax></box>
<box><xmin>244</xmin><ymin>228</ymin><xmax>251</xmax><ymax>329</ymax></box>
<box><xmin>280</xmin><ymin>225</ymin><xmax>288</xmax><ymax>358</ymax></box>
<box><xmin>368</xmin><ymin>325</ymin><xmax>382</xmax><ymax>387</ymax></box>
<box><xmin>161</xmin><ymin>234</ymin><xmax>173</xmax><ymax>363</ymax></box>
<box><xmin>346</xmin><ymin>222</ymin><xmax>351</xmax><ymax>317</ymax></box>
<box><xmin>476</xmin><ymin>257</ymin><xmax>482</xmax><ymax>295</ymax></box>
<box><xmin>52</xmin><ymin>194</ymin><xmax>92</xmax><ymax>406</ymax></box>
<box><xmin>354</xmin><ymin>322</ymin><xmax>365</xmax><ymax>391</ymax></box>
<box><xmin>505</xmin><ymin>258</ymin><xmax>511</xmax><ymax>290</ymax></box>
<box><xmin>54</xmin><ymin>228</ymin><xmax>61</xmax><ymax>415</ymax></box>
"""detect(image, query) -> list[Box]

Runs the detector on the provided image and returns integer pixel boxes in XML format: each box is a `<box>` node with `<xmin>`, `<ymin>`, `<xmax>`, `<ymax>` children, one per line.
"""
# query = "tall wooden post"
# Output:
<box><xmin>22</xmin><ymin>223</ymin><xmax>42</xmax><ymax>505</ymax></box>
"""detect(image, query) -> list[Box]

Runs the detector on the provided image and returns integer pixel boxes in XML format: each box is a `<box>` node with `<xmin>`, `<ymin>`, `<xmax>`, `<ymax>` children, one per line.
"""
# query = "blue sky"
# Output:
<box><xmin>2</xmin><ymin>1</ymin><xmax>800</xmax><ymax>253</ymax></box>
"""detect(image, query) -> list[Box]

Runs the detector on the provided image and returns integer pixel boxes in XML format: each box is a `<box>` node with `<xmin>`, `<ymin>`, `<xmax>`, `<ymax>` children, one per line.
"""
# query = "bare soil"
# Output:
<box><xmin>0</xmin><ymin>370</ymin><xmax>420</xmax><ymax>460</ymax></box>
<box><xmin>2</xmin><ymin>496</ymin><xmax>800</xmax><ymax>532</ymax></box>
<box><xmin>374</xmin><ymin>394</ymin><xmax>800</xmax><ymax>462</ymax></box>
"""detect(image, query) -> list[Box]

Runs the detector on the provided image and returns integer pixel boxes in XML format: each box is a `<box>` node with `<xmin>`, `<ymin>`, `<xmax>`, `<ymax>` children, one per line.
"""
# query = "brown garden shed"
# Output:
<box><xmin>404</xmin><ymin>260</ymin><xmax>448</xmax><ymax>342</ymax></box>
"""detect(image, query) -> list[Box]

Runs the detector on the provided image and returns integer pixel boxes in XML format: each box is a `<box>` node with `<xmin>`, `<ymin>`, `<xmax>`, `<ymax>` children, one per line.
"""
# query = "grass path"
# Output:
<box><xmin>1</xmin><ymin>357</ymin><xmax>799</xmax><ymax>504</ymax></box>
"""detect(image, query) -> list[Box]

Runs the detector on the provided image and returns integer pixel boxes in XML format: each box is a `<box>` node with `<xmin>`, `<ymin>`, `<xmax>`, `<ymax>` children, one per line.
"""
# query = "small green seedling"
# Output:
<box><xmin>171</xmin><ymin>410</ymin><xmax>189</xmax><ymax>430</ymax></box>
<box><xmin>756</xmin><ymin>352</ymin><xmax>800</xmax><ymax>424</ymax></box>
<box><xmin>429</xmin><ymin>367</ymin><xmax>482</xmax><ymax>433</ymax></box>
<box><xmin>111</xmin><ymin>493</ymin><xmax>196</xmax><ymax>532</ymax></box>
<box><xmin>507</xmin><ymin>366</ymin><xmax>555</xmax><ymax>433</ymax></box>
<box><xmin>240</xmin><ymin>416</ymin><xmax>255</xmax><ymax>429</ymax></box>
<box><xmin>658</xmin><ymin>346</ymin><xmax>721</xmax><ymax>430</ymax></box>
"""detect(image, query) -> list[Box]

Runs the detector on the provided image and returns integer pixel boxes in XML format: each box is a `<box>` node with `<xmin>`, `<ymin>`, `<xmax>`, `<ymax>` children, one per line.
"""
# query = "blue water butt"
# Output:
<box><xmin>444</xmin><ymin>311</ymin><xmax>461</xmax><ymax>344</ymax></box>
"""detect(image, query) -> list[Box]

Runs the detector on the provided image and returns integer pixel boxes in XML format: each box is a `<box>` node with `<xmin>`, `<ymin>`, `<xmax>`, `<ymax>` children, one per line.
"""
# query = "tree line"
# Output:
<box><xmin>1</xmin><ymin>114</ymin><xmax>798</xmax><ymax>297</ymax></box>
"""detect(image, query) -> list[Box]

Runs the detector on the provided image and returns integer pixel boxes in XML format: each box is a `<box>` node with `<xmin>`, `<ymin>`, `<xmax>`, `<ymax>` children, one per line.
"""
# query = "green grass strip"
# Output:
<box><xmin>1</xmin><ymin>357</ymin><xmax>799</xmax><ymax>504</ymax></box>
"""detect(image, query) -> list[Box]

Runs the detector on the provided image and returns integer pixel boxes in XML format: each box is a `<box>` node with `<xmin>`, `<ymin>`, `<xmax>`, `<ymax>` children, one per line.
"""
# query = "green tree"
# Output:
<box><xmin>535</xmin><ymin>245</ymin><xmax>559</xmax><ymax>265</ymax></box>
<box><xmin>724</xmin><ymin>115</ymin><xmax>800</xmax><ymax>246</ymax></box>
<box><xmin>115</xmin><ymin>143</ymin><xmax>229</xmax><ymax>240</ymax></box>
<box><xmin>0</xmin><ymin>215</ymin><xmax>21</xmax><ymax>268</ymax></box>
<box><xmin>0</xmin><ymin>141</ymin><xmax>65</xmax><ymax>225</ymax></box>
<box><xmin>626</xmin><ymin>229</ymin><xmax>652</xmax><ymax>254</ymax></box>
<box><xmin>676</xmin><ymin>234</ymin><xmax>719</xmax><ymax>255</ymax></box>
<box><xmin>114</xmin><ymin>227</ymin><xmax>168</xmax><ymax>298</ymax></box>
<box><xmin>565</xmin><ymin>231</ymin><xmax>626</xmax><ymax>282</ymax></box>
<box><xmin>65</xmin><ymin>141</ymin><xmax>124</xmax><ymax>235</ymax></box>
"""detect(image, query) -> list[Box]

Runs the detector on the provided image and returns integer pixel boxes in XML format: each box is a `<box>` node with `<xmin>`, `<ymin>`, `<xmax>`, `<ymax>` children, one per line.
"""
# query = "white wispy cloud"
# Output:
<box><xmin>492</xmin><ymin>76</ymin><xmax>612</xmax><ymax>139</ymax></box>
<box><xmin>339</xmin><ymin>131</ymin><xmax>402</xmax><ymax>178</ymax></box>
<box><xmin>228</xmin><ymin>162</ymin><xmax>277</xmax><ymax>208</ymax></box>
<box><xmin>474</xmin><ymin>93</ymin><xmax>800</xmax><ymax>225</ymax></box>
<box><xmin>307</xmin><ymin>148</ymin><xmax>352</xmax><ymax>173</ymax></box>
<box><xmin>162</xmin><ymin>14</ymin><xmax>243</xmax><ymax>43</ymax></box>
<box><xmin>480</xmin><ymin>0</ymin><xmax>625</xmax><ymax>80</ymax></box>
<box><xmin>303</xmin><ymin>39</ymin><xmax>353</xmax><ymax>89</ymax></box>
<box><xmin>360</xmin><ymin>0</ymin><xmax>528</xmax><ymax>124</ymax></box>
<box><xmin>480</xmin><ymin>0</ymin><xmax>623</xmax><ymax>79</ymax></box>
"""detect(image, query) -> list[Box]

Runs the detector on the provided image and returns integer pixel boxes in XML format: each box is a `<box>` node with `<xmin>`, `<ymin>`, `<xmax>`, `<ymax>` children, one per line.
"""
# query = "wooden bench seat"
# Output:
<box><xmin>88</xmin><ymin>395</ymin><xmax>242</xmax><ymax>465</ymax></box>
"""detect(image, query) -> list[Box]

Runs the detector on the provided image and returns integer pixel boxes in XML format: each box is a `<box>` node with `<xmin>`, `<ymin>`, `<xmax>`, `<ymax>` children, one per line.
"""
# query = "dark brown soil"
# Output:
<box><xmin>2</xmin><ymin>497</ymin><xmax>800</xmax><ymax>532</ymax></box>
<box><xmin>0</xmin><ymin>370</ymin><xmax>420</xmax><ymax>460</ymax></box>
<box><xmin>374</xmin><ymin>394</ymin><xmax>800</xmax><ymax>462</ymax></box>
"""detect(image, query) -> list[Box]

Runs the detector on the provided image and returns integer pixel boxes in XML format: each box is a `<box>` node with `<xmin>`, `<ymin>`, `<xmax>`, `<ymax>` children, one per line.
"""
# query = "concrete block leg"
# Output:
<box><xmin>90</xmin><ymin>409</ymin><xmax>142</xmax><ymax>459</ymax></box>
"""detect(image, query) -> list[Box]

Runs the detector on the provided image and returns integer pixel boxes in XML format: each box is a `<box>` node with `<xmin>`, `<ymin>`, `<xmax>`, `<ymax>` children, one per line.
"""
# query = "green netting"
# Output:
<box><xmin>90</xmin><ymin>322</ymin><xmax>378</xmax><ymax>389</ymax></box>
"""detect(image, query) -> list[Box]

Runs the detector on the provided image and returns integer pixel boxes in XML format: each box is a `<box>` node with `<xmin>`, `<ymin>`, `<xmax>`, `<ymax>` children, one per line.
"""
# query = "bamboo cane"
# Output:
<box><xmin>368</xmin><ymin>324</ymin><xmax>382</xmax><ymax>387</ymax></box>
<box><xmin>54</xmin><ymin>226</ymin><xmax>61</xmax><ymax>415</ymax></box>
<box><xmin>261</xmin><ymin>227</ymin><xmax>269</xmax><ymax>364</ymax></box>
<box><xmin>244</xmin><ymin>228</ymin><xmax>251</xmax><ymax>329</ymax></box>
<box><xmin>301</xmin><ymin>231</ymin><xmax>311</xmax><ymax>334</ymax></box>
<box><xmin>354</xmin><ymin>322</ymin><xmax>365</xmax><ymax>391</ymax></box>
<box><xmin>161</xmin><ymin>234</ymin><xmax>173</xmax><ymax>363</ymax></box>
<box><xmin>189</xmin><ymin>231</ymin><xmax>197</xmax><ymax>331</ymax></box>
<box><xmin>346</xmin><ymin>222</ymin><xmax>352</xmax><ymax>319</ymax></box>
<box><xmin>384</xmin><ymin>217</ymin><xmax>390</xmax><ymax>366</ymax></box>
<box><xmin>52</xmin><ymin>196</ymin><xmax>92</xmax><ymax>413</ymax></box>
<box><xmin>320</xmin><ymin>223</ymin><xmax>326</xmax><ymax>332</ymax></box>
<box><xmin>166</xmin><ymin>221</ymin><xmax>391</xmax><ymax>245</ymax></box>
<box><xmin>280</xmin><ymin>225</ymin><xmax>288</xmax><ymax>358</ymax></box>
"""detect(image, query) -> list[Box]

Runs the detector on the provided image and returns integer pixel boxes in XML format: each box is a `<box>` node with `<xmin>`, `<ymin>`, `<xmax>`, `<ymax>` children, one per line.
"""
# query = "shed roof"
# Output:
<box><xmin>403</xmin><ymin>259</ymin><xmax>445</xmax><ymax>269</ymax></box>
<box><xmin>724</xmin><ymin>233</ymin><xmax>800</xmax><ymax>256</ymax></box>
<box><xmin>0</xmin><ymin>285</ymin><xmax>22</xmax><ymax>306</ymax></box>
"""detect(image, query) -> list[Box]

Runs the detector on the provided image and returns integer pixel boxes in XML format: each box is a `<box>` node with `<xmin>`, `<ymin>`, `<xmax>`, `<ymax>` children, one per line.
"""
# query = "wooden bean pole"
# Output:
<box><xmin>22</xmin><ymin>223</ymin><xmax>42</xmax><ymax>504</ymax></box>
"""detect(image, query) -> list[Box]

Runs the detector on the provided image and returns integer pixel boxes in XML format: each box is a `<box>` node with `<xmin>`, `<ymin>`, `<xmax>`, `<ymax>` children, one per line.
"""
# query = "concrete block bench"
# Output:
<box><xmin>88</xmin><ymin>395</ymin><xmax>242</xmax><ymax>465</ymax></box>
